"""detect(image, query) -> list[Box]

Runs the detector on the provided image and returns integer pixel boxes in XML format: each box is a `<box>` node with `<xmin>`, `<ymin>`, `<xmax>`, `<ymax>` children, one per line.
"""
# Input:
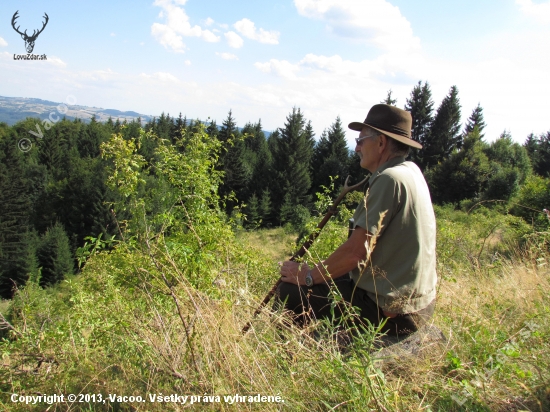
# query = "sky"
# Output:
<box><xmin>1</xmin><ymin>0</ymin><xmax>550</xmax><ymax>147</ymax></box>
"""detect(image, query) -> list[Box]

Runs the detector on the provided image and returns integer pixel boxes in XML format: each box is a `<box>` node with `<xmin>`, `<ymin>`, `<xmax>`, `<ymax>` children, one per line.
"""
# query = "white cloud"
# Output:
<box><xmin>224</xmin><ymin>31</ymin><xmax>244</xmax><ymax>48</ymax></box>
<box><xmin>151</xmin><ymin>0</ymin><xmax>220</xmax><ymax>52</ymax></box>
<box><xmin>139</xmin><ymin>71</ymin><xmax>180</xmax><ymax>83</ymax></box>
<box><xmin>46</xmin><ymin>56</ymin><xmax>67</xmax><ymax>68</ymax></box>
<box><xmin>184</xmin><ymin>59</ymin><xmax>191</xmax><ymax>66</ymax></box>
<box><xmin>205</xmin><ymin>17</ymin><xmax>214</xmax><ymax>26</ymax></box>
<box><xmin>294</xmin><ymin>0</ymin><xmax>419</xmax><ymax>53</ymax></box>
<box><xmin>254</xmin><ymin>59</ymin><xmax>300</xmax><ymax>79</ymax></box>
<box><xmin>151</xmin><ymin>23</ymin><xmax>186</xmax><ymax>53</ymax></box>
<box><xmin>0</xmin><ymin>37</ymin><xmax>7</xmax><ymax>47</ymax></box>
<box><xmin>516</xmin><ymin>0</ymin><xmax>550</xmax><ymax>23</ymax></box>
<box><xmin>216</xmin><ymin>52</ymin><xmax>239</xmax><ymax>60</ymax></box>
<box><xmin>234</xmin><ymin>18</ymin><xmax>280</xmax><ymax>44</ymax></box>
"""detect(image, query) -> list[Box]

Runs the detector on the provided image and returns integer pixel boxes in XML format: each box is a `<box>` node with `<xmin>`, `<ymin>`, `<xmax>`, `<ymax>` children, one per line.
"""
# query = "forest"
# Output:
<box><xmin>1</xmin><ymin>81</ymin><xmax>549</xmax><ymax>411</ymax></box>
<box><xmin>2</xmin><ymin>81</ymin><xmax>550</xmax><ymax>296</ymax></box>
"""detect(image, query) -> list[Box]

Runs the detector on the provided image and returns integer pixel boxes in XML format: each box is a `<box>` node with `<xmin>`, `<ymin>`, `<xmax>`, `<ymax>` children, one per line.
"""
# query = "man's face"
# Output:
<box><xmin>355</xmin><ymin>127</ymin><xmax>381</xmax><ymax>172</ymax></box>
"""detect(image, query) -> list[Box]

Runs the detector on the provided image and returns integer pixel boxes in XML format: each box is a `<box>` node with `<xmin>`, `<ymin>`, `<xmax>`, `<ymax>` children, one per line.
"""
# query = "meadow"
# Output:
<box><xmin>1</xmin><ymin>127</ymin><xmax>549</xmax><ymax>411</ymax></box>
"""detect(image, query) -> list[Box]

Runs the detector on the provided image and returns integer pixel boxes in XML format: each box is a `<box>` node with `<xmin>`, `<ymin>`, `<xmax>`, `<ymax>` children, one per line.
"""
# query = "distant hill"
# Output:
<box><xmin>0</xmin><ymin>95</ymin><xmax>272</xmax><ymax>138</ymax></box>
<box><xmin>0</xmin><ymin>96</ymin><xmax>154</xmax><ymax>126</ymax></box>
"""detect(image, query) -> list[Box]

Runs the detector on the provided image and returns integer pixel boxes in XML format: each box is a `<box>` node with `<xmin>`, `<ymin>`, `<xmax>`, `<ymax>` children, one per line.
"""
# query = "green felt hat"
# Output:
<box><xmin>349</xmin><ymin>104</ymin><xmax>422</xmax><ymax>149</ymax></box>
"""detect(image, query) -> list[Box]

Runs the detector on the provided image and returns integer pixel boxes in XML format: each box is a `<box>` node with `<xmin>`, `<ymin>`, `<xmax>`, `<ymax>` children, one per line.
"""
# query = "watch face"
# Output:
<box><xmin>305</xmin><ymin>272</ymin><xmax>313</xmax><ymax>287</ymax></box>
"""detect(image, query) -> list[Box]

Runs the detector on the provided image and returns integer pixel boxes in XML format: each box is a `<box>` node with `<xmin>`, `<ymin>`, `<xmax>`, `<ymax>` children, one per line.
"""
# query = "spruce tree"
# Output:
<box><xmin>0</xmin><ymin>125</ymin><xmax>33</xmax><ymax>297</ymax></box>
<box><xmin>404</xmin><ymin>81</ymin><xmax>434</xmax><ymax>169</ymax></box>
<box><xmin>273</xmin><ymin>108</ymin><xmax>314</xmax><ymax>214</ymax></box>
<box><xmin>312</xmin><ymin>117</ymin><xmax>350</xmax><ymax>196</ymax></box>
<box><xmin>423</xmin><ymin>85</ymin><xmax>462</xmax><ymax>169</ymax></box>
<box><xmin>464</xmin><ymin>103</ymin><xmax>486</xmax><ymax>139</ymax></box>
<box><xmin>259</xmin><ymin>189</ymin><xmax>272</xmax><ymax>225</ymax></box>
<box><xmin>206</xmin><ymin>120</ymin><xmax>219</xmax><ymax>139</ymax></box>
<box><xmin>425</xmin><ymin>129</ymin><xmax>490</xmax><ymax>204</ymax></box>
<box><xmin>381</xmin><ymin>89</ymin><xmax>397</xmax><ymax>105</ymax></box>
<box><xmin>217</xmin><ymin>111</ymin><xmax>253</xmax><ymax>210</ymax></box>
<box><xmin>245</xmin><ymin>193</ymin><xmax>260</xmax><ymax>228</ymax></box>
<box><xmin>37</xmin><ymin>222</ymin><xmax>74</xmax><ymax>287</ymax></box>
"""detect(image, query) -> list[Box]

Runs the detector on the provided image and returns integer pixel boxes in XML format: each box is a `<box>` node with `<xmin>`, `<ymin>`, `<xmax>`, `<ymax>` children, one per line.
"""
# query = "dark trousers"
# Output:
<box><xmin>274</xmin><ymin>275</ymin><xmax>435</xmax><ymax>337</ymax></box>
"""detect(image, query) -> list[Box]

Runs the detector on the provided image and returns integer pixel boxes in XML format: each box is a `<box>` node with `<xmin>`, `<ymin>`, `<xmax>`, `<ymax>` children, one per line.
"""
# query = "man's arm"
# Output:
<box><xmin>279</xmin><ymin>225</ymin><xmax>398</xmax><ymax>318</ymax></box>
<box><xmin>279</xmin><ymin>225</ymin><xmax>370</xmax><ymax>285</ymax></box>
<box><xmin>311</xmin><ymin>225</ymin><xmax>370</xmax><ymax>283</ymax></box>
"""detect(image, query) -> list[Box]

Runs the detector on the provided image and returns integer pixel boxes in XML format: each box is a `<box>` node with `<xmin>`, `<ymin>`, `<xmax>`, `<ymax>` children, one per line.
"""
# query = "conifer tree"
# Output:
<box><xmin>312</xmin><ymin>116</ymin><xmax>350</xmax><ymax>195</ymax></box>
<box><xmin>0</xmin><ymin>124</ymin><xmax>34</xmax><ymax>297</ymax></box>
<box><xmin>464</xmin><ymin>103</ymin><xmax>486</xmax><ymax>139</ymax></box>
<box><xmin>218</xmin><ymin>110</ymin><xmax>238</xmax><ymax>145</ymax></box>
<box><xmin>423</xmin><ymin>85</ymin><xmax>462</xmax><ymax>169</ymax></box>
<box><xmin>381</xmin><ymin>89</ymin><xmax>397</xmax><ymax>105</ymax></box>
<box><xmin>425</xmin><ymin>129</ymin><xmax>490</xmax><ymax>204</ymax></box>
<box><xmin>245</xmin><ymin>193</ymin><xmax>260</xmax><ymax>228</ymax></box>
<box><xmin>259</xmin><ymin>189</ymin><xmax>272</xmax><ymax>224</ymax></box>
<box><xmin>405</xmin><ymin>81</ymin><xmax>434</xmax><ymax>169</ymax></box>
<box><xmin>217</xmin><ymin>111</ymin><xmax>251</xmax><ymax>210</ymax></box>
<box><xmin>173</xmin><ymin>113</ymin><xmax>187</xmax><ymax>142</ymax></box>
<box><xmin>273</xmin><ymin>108</ymin><xmax>314</xmax><ymax>214</ymax></box>
<box><xmin>37</xmin><ymin>222</ymin><xmax>74</xmax><ymax>287</ymax></box>
<box><xmin>206</xmin><ymin>120</ymin><xmax>219</xmax><ymax>139</ymax></box>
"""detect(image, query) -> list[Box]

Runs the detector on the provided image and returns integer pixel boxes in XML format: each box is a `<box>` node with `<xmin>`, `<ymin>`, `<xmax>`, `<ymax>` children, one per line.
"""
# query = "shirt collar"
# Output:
<box><xmin>369</xmin><ymin>156</ymin><xmax>406</xmax><ymax>184</ymax></box>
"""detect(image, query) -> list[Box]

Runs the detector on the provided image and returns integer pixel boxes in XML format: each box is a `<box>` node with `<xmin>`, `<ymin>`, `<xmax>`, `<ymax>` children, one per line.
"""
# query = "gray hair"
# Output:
<box><xmin>386</xmin><ymin>135</ymin><xmax>410</xmax><ymax>158</ymax></box>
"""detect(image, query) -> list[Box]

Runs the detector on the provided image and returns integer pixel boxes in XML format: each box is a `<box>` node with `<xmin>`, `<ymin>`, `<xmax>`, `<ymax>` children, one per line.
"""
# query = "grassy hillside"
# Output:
<box><xmin>0</xmin><ymin>127</ymin><xmax>548</xmax><ymax>411</ymax></box>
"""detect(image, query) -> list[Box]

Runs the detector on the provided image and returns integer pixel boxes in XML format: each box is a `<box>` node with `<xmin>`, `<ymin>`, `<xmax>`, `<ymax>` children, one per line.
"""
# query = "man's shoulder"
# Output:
<box><xmin>378</xmin><ymin>160</ymin><xmax>422</xmax><ymax>182</ymax></box>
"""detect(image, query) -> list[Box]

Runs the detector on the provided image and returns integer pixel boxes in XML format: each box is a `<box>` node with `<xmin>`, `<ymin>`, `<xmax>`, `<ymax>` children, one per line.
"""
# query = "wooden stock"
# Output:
<box><xmin>241</xmin><ymin>175</ymin><xmax>369</xmax><ymax>334</ymax></box>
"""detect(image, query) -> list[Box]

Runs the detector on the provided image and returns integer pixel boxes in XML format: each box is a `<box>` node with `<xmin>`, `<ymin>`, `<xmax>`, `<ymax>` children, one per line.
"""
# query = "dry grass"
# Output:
<box><xmin>0</xmin><ymin>299</ymin><xmax>9</xmax><ymax>316</ymax></box>
<box><xmin>236</xmin><ymin>227</ymin><xmax>297</xmax><ymax>262</ymax></box>
<box><xmin>384</xmin><ymin>251</ymin><xmax>550</xmax><ymax>411</ymax></box>
<box><xmin>2</xmin><ymin>223</ymin><xmax>549</xmax><ymax>411</ymax></box>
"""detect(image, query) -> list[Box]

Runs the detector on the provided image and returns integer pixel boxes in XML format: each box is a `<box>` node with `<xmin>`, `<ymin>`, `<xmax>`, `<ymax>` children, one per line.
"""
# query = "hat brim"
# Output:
<box><xmin>348</xmin><ymin>121</ymin><xmax>422</xmax><ymax>149</ymax></box>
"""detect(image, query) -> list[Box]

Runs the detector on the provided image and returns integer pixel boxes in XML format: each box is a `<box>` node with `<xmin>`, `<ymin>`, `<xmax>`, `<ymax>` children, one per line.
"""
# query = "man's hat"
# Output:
<box><xmin>348</xmin><ymin>104</ymin><xmax>422</xmax><ymax>149</ymax></box>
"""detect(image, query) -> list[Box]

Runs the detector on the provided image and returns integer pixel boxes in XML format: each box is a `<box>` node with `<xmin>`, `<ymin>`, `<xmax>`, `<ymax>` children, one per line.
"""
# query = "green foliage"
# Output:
<box><xmin>434</xmin><ymin>205</ymin><xmax>531</xmax><ymax>277</ymax></box>
<box><xmin>36</xmin><ymin>222</ymin><xmax>74</xmax><ymax>287</ymax></box>
<box><xmin>75</xmin><ymin>233</ymin><xmax>117</xmax><ymax>269</ymax></box>
<box><xmin>464</xmin><ymin>103</ymin><xmax>486</xmax><ymax>139</ymax></box>
<box><xmin>405</xmin><ymin>81</ymin><xmax>434</xmax><ymax>169</ymax></box>
<box><xmin>271</xmin><ymin>108</ymin><xmax>315</xmax><ymax>221</ymax></box>
<box><xmin>511</xmin><ymin>174</ymin><xmax>550</xmax><ymax>229</ymax></box>
<box><xmin>483</xmin><ymin>131</ymin><xmax>531</xmax><ymax>201</ymax></box>
<box><xmin>259</xmin><ymin>188</ymin><xmax>272</xmax><ymax>224</ymax></box>
<box><xmin>298</xmin><ymin>180</ymin><xmax>354</xmax><ymax>262</ymax></box>
<box><xmin>381</xmin><ymin>89</ymin><xmax>397</xmax><ymax>105</ymax></box>
<box><xmin>426</xmin><ymin>130</ymin><xmax>491</xmax><ymax>204</ymax></box>
<box><xmin>427</xmin><ymin>129</ymin><xmax>533</xmax><ymax>205</ymax></box>
<box><xmin>244</xmin><ymin>193</ymin><xmax>261</xmax><ymax>229</ymax></box>
<box><xmin>312</xmin><ymin>117</ymin><xmax>351</xmax><ymax>197</ymax></box>
<box><xmin>424</xmin><ymin>85</ymin><xmax>462</xmax><ymax>169</ymax></box>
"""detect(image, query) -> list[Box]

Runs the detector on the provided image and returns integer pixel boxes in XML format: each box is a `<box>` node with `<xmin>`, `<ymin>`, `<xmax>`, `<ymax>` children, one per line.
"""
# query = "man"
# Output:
<box><xmin>276</xmin><ymin>104</ymin><xmax>437</xmax><ymax>337</ymax></box>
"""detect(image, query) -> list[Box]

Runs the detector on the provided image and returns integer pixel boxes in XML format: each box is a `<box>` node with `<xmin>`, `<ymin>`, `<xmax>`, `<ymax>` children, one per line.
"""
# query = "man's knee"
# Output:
<box><xmin>274</xmin><ymin>282</ymin><xmax>303</xmax><ymax>312</ymax></box>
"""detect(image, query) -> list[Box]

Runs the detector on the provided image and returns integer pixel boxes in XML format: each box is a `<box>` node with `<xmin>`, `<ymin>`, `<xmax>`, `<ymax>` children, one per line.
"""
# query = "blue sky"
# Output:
<box><xmin>1</xmin><ymin>0</ymin><xmax>549</xmax><ymax>147</ymax></box>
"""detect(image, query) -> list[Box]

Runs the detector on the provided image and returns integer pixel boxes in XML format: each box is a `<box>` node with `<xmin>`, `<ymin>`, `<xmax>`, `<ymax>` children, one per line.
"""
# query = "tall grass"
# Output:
<box><xmin>1</xmin><ymin>128</ymin><xmax>548</xmax><ymax>411</ymax></box>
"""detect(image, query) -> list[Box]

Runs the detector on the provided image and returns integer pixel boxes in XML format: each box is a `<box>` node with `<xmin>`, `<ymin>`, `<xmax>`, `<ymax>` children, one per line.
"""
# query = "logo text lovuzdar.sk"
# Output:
<box><xmin>11</xmin><ymin>10</ymin><xmax>49</xmax><ymax>60</ymax></box>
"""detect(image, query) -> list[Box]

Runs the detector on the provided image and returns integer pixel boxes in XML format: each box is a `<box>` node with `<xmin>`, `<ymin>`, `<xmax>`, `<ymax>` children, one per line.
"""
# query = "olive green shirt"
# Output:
<box><xmin>350</xmin><ymin>156</ymin><xmax>437</xmax><ymax>314</ymax></box>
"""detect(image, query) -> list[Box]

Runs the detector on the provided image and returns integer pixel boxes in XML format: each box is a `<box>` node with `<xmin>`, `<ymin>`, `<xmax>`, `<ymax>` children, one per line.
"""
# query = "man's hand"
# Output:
<box><xmin>279</xmin><ymin>261</ymin><xmax>310</xmax><ymax>285</ymax></box>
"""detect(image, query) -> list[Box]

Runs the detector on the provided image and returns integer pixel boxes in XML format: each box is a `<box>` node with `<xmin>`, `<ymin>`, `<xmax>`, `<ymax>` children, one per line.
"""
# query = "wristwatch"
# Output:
<box><xmin>305</xmin><ymin>270</ymin><xmax>314</xmax><ymax>287</ymax></box>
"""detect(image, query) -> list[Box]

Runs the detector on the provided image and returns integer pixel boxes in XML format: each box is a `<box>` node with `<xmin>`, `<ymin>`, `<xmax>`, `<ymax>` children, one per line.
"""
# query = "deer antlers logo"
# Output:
<box><xmin>11</xmin><ymin>11</ymin><xmax>49</xmax><ymax>54</ymax></box>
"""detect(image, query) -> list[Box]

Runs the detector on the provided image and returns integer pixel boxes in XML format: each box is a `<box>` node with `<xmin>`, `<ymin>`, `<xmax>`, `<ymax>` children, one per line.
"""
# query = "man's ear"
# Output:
<box><xmin>378</xmin><ymin>134</ymin><xmax>387</xmax><ymax>153</ymax></box>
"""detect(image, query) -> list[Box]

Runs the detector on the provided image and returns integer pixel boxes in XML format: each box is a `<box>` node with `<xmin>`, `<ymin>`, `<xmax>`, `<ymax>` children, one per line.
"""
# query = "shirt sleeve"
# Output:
<box><xmin>353</xmin><ymin>173</ymin><xmax>400</xmax><ymax>237</ymax></box>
